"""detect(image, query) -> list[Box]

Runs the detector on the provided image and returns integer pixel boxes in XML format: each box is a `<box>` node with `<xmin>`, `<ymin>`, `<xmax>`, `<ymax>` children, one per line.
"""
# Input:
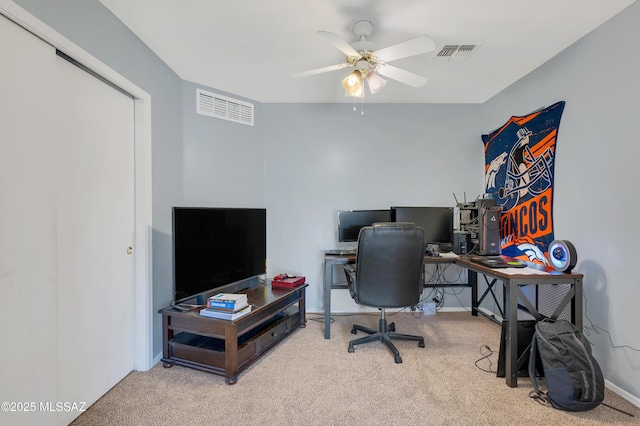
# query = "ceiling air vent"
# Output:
<box><xmin>432</xmin><ymin>43</ymin><xmax>481</xmax><ymax>63</ymax></box>
<box><xmin>196</xmin><ymin>88</ymin><xmax>254</xmax><ymax>126</ymax></box>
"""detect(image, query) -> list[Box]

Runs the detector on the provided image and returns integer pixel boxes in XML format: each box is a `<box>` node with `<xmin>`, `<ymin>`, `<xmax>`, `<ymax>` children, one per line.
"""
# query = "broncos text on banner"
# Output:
<box><xmin>481</xmin><ymin>101</ymin><xmax>565</xmax><ymax>265</ymax></box>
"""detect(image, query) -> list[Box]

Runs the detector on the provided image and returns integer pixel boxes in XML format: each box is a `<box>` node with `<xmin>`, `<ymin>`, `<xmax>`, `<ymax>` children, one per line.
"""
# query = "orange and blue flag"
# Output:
<box><xmin>481</xmin><ymin>101</ymin><xmax>565</xmax><ymax>265</ymax></box>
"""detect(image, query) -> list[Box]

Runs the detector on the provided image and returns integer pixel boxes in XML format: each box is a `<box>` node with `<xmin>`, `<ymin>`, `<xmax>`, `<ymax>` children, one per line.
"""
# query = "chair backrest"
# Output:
<box><xmin>352</xmin><ymin>222</ymin><xmax>426</xmax><ymax>308</ymax></box>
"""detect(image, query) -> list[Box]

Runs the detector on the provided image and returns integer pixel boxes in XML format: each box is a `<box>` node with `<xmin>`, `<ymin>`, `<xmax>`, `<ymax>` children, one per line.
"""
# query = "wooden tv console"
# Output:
<box><xmin>159</xmin><ymin>283</ymin><xmax>307</xmax><ymax>384</ymax></box>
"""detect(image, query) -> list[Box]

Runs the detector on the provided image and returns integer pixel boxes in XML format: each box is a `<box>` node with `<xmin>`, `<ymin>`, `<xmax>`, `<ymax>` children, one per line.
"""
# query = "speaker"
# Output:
<box><xmin>478</xmin><ymin>207</ymin><xmax>501</xmax><ymax>255</ymax></box>
<box><xmin>453</xmin><ymin>230</ymin><xmax>470</xmax><ymax>254</ymax></box>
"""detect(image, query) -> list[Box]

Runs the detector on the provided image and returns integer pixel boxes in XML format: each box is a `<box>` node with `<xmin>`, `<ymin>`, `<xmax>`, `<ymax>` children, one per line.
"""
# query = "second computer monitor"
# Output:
<box><xmin>337</xmin><ymin>209</ymin><xmax>391</xmax><ymax>242</ymax></box>
<box><xmin>391</xmin><ymin>206</ymin><xmax>454</xmax><ymax>246</ymax></box>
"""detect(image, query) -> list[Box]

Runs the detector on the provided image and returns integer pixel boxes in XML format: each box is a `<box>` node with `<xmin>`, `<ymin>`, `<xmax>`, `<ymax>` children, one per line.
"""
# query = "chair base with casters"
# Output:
<box><xmin>348</xmin><ymin>309</ymin><xmax>425</xmax><ymax>363</ymax></box>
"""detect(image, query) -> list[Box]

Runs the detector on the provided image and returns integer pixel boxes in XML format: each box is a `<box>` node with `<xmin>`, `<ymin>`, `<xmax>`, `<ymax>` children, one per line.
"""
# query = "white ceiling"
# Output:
<box><xmin>99</xmin><ymin>0</ymin><xmax>635</xmax><ymax>104</ymax></box>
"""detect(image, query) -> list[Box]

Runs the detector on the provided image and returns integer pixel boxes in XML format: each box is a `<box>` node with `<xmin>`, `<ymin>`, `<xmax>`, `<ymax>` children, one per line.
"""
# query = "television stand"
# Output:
<box><xmin>159</xmin><ymin>283</ymin><xmax>307</xmax><ymax>384</ymax></box>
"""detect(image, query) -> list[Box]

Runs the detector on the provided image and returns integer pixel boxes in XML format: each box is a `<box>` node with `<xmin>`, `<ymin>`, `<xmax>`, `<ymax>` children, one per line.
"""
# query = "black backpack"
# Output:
<box><xmin>528</xmin><ymin>319</ymin><xmax>604</xmax><ymax>411</ymax></box>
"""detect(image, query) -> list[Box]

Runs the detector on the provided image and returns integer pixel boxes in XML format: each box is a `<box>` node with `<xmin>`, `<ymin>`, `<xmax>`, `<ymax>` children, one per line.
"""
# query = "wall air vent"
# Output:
<box><xmin>196</xmin><ymin>88</ymin><xmax>254</xmax><ymax>126</ymax></box>
<box><xmin>432</xmin><ymin>43</ymin><xmax>481</xmax><ymax>63</ymax></box>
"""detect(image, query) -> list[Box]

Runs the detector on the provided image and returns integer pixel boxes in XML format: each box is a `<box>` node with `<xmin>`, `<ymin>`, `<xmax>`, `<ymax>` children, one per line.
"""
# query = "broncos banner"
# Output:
<box><xmin>481</xmin><ymin>101</ymin><xmax>565</xmax><ymax>265</ymax></box>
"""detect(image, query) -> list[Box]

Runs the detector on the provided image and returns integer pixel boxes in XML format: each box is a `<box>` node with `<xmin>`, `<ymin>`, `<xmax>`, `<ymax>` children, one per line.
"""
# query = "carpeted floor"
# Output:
<box><xmin>71</xmin><ymin>311</ymin><xmax>638</xmax><ymax>425</ymax></box>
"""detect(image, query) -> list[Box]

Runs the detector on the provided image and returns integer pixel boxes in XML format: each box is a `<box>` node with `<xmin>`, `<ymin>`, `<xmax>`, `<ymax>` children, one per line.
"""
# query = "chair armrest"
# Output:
<box><xmin>343</xmin><ymin>264</ymin><xmax>357</xmax><ymax>298</ymax></box>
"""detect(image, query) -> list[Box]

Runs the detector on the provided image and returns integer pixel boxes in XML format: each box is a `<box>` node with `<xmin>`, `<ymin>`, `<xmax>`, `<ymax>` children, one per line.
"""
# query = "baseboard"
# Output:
<box><xmin>152</xmin><ymin>352</ymin><xmax>162</xmax><ymax>366</ymax></box>
<box><xmin>307</xmin><ymin>306</ymin><xmax>469</xmax><ymax>315</ymax></box>
<box><xmin>477</xmin><ymin>306</ymin><xmax>502</xmax><ymax>321</ymax></box>
<box><xmin>435</xmin><ymin>307</ymin><xmax>470</xmax><ymax>313</ymax></box>
<box><xmin>605</xmin><ymin>379</ymin><xmax>640</xmax><ymax>408</ymax></box>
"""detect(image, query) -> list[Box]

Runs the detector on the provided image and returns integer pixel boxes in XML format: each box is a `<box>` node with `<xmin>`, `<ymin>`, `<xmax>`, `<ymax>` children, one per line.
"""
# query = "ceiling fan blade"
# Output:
<box><xmin>375</xmin><ymin>36</ymin><xmax>436</xmax><ymax>62</ymax></box>
<box><xmin>318</xmin><ymin>31</ymin><xmax>359</xmax><ymax>57</ymax></box>
<box><xmin>292</xmin><ymin>63</ymin><xmax>350</xmax><ymax>78</ymax></box>
<box><xmin>376</xmin><ymin>64</ymin><xmax>427</xmax><ymax>87</ymax></box>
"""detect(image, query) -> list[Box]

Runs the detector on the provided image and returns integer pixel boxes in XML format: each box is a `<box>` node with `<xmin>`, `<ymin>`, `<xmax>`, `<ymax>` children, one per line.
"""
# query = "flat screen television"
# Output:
<box><xmin>172</xmin><ymin>207</ymin><xmax>266</xmax><ymax>304</ymax></box>
<box><xmin>391</xmin><ymin>206</ymin><xmax>454</xmax><ymax>246</ymax></box>
<box><xmin>337</xmin><ymin>209</ymin><xmax>391</xmax><ymax>242</ymax></box>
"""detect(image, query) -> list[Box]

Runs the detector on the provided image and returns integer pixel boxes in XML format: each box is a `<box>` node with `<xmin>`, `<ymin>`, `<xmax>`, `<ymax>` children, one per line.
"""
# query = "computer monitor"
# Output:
<box><xmin>337</xmin><ymin>209</ymin><xmax>391</xmax><ymax>242</ymax></box>
<box><xmin>390</xmin><ymin>206</ymin><xmax>454</xmax><ymax>246</ymax></box>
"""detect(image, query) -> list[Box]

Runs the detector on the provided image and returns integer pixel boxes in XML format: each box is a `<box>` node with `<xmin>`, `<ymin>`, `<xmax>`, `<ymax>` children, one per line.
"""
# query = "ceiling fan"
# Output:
<box><xmin>294</xmin><ymin>20</ymin><xmax>436</xmax><ymax>97</ymax></box>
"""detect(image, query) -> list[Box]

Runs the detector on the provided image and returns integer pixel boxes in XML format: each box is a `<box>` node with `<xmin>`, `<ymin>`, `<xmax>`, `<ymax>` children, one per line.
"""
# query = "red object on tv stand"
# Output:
<box><xmin>271</xmin><ymin>275</ymin><xmax>305</xmax><ymax>289</ymax></box>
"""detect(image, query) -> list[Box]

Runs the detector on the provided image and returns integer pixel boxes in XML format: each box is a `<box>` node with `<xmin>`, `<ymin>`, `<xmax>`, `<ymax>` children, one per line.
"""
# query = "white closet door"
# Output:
<box><xmin>55</xmin><ymin>54</ymin><xmax>135</xmax><ymax>423</ymax></box>
<box><xmin>1</xmin><ymin>12</ymin><xmax>137</xmax><ymax>425</ymax></box>
<box><xmin>0</xmin><ymin>14</ymin><xmax>58</xmax><ymax>422</ymax></box>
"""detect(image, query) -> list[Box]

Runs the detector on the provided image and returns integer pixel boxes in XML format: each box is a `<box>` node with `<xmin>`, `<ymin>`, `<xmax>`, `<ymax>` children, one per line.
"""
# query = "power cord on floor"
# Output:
<box><xmin>600</xmin><ymin>402</ymin><xmax>635</xmax><ymax>417</ymax></box>
<box><xmin>474</xmin><ymin>344</ymin><xmax>496</xmax><ymax>373</ymax></box>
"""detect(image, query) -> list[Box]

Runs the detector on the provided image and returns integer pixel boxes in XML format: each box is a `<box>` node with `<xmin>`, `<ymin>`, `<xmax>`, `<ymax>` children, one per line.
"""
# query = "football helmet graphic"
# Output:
<box><xmin>496</xmin><ymin>127</ymin><xmax>554</xmax><ymax>211</ymax></box>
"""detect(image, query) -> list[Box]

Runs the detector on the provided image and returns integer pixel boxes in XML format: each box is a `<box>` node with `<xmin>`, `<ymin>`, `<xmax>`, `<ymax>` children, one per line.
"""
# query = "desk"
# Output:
<box><xmin>456</xmin><ymin>256</ymin><xmax>583</xmax><ymax>387</ymax></box>
<box><xmin>323</xmin><ymin>252</ymin><xmax>583</xmax><ymax>388</ymax></box>
<box><xmin>323</xmin><ymin>253</ymin><xmax>457</xmax><ymax>339</ymax></box>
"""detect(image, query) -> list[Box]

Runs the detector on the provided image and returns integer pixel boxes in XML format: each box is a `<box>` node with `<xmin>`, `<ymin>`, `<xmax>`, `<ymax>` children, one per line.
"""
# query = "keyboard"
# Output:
<box><xmin>468</xmin><ymin>255</ymin><xmax>526</xmax><ymax>269</ymax></box>
<box><xmin>343</xmin><ymin>264</ymin><xmax>355</xmax><ymax>273</ymax></box>
<box><xmin>325</xmin><ymin>249</ymin><xmax>356</xmax><ymax>256</ymax></box>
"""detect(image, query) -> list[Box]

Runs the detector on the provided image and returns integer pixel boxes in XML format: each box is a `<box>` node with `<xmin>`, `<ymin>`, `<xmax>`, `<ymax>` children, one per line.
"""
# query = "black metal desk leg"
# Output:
<box><xmin>505</xmin><ymin>278</ymin><xmax>519</xmax><ymax>387</ymax></box>
<box><xmin>324</xmin><ymin>259</ymin><xmax>332</xmax><ymax>339</ymax></box>
<box><xmin>470</xmin><ymin>269</ymin><xmax>478</xmax><ymax>316</ymax></box>
<box><xmin>574</xmin><ymin>278</ymin><xmax>583</xmax><ymax>331</ymax></box>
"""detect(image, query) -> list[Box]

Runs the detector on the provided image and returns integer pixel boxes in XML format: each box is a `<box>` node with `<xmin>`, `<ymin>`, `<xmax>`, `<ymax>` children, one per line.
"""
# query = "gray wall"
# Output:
<box><xmin>13</xmin><ymin>0</ymin><xmax>184</xmax><ymax>356</ymax></box>
<box><xmin>262</xmin><ymin>103</ymin><xmax>482</xmax><ymax>310</ymax></box>
<box><xmin>12</xmin><ymin>0</ymin><xmax>639</xmax><ymax>404</ymax></box>
<box><xmin>481</xmin><ymin>1</ymin><xmax>640</xmax><ymax>401</ymax></box>
<box><xmin>181</xmin><ymin>80</ymin><xmax>265</xmax><ymax>207</ymax></box>
<box><xmin>177</xmin><ymin>87</ymin><xmax>482</xmax><ymax>312</ymax></box>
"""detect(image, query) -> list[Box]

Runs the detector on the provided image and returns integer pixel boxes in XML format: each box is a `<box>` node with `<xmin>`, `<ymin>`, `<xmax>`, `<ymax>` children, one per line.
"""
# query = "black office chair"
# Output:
<box><xmin>345</xmin><ymin>222</ymin><xmax>426</xmax><ymax>363</ymax></box>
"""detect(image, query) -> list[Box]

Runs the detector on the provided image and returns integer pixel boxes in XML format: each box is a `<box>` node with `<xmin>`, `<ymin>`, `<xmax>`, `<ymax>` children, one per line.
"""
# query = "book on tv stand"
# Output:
<box><xmin>199</xmin><ymin>304</ymin><xmax>252</xmax><ymax>320</ymax></box>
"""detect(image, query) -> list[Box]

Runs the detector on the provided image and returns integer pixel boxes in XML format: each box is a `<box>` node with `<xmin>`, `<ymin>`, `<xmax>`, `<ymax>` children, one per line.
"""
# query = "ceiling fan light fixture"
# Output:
<box><xmin>298</xmin><ymin>20</ymin><xmax>435</xmax><ymax>103</ymax></box>
<box><xmin>366</xmin><ymin>71</ymin><xmax>387</xmax><ymax>94</ymax></box>
<box><xmin>342</xmin><ymin>70</ymin><xmax>365</xmax><ymax>98</ymax></box>
<box><xmin>356</xmin><ymin>59</ymin><xmax>372</xmax><ymax>71</ymax></box>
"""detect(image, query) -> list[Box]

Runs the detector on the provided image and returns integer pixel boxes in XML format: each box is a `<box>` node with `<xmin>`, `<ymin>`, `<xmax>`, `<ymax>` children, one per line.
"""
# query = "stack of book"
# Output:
<box><xmin>199</xmin><ymin>293</ymin><xmax>252</xmax><ymax>320</ymax></box>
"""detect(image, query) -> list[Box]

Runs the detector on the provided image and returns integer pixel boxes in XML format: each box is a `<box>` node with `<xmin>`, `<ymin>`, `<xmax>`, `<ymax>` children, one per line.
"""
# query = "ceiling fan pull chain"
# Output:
<box><xmin>361</xmin><ymin>97</ymin><xmax>364</xmax><ymax>115</ymax></box>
